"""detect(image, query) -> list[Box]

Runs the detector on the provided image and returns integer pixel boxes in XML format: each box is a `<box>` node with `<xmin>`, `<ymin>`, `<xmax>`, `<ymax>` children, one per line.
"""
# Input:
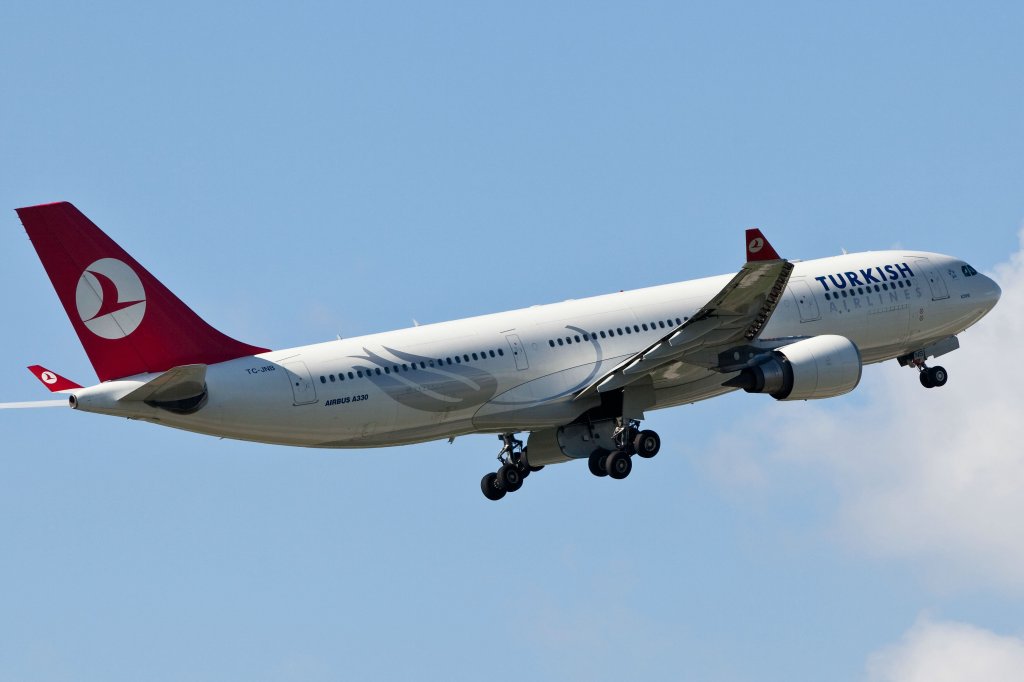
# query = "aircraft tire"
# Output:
<box><xmin>606</xmin><ymin>451</ymin><xmax>632</xmax><ymax>480</ymax></box>
<box><xmin>930</xmin><ymin>366</ymin><xmax>948</xmax><ymax>387</ymax></box>
<box><xmin>497</xmin><ymin>464</ymin><xmax>523</xmax><ymax>492</ymax></box>
<box><xmin>634</xmin><ymin>430</ymin><xmax>661</xmax><ymax>459</ymax></box>
<box><xmin>481</xmin><ymin>472</ymin><xmax>506</xmax><ymax>501</ymax></box>
<box><xmin>588</xmin><ymin>451</ymin><xmax>608</xmax><ymax>477</ymax></box>
<box><xmin>920</xmin><ymin>371</ymin><xmax>935</xmax><ymax>389</ymax></box>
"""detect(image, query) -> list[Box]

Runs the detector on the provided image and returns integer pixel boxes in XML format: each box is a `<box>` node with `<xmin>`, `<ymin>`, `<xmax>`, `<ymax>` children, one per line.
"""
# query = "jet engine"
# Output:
<box><xmin>723</xmin><ymin>335</ymin><xmax>862</xmax><ymax>401</ymax></box>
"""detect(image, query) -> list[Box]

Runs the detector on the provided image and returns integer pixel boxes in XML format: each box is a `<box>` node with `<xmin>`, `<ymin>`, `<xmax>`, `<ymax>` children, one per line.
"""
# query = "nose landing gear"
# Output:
<box><xmin>909</xmin><ymin>357</ymin><xmax>948</xmax><ymax>389</ymax></box>
<box><xmin>918</xmin><ymin>364</ymin><xmax>948</xmax><ymax>388</ymax></box>
<box><xmin>898</xmin><ymin>339</ymin><xmax>956</xmax><ymax>389</ymax></box>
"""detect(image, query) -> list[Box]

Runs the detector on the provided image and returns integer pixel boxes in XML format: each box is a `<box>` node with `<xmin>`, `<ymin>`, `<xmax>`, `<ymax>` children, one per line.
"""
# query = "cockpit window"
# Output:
<box><xmin>962</xmin><ymin>263</ymin><xmax>978</xmax><ymax>277</ymax></box>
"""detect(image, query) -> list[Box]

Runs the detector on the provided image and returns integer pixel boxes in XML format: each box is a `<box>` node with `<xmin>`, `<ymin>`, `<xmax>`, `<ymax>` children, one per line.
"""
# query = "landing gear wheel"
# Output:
<box><xmin>588</xmin><ymin>451</ymin><xmax>608</xmax><ymax>477</ymax></box>
<box><xmin>605</xmin><ymin>451</ymin><xmax>632</xmax><ymax>480</ymax></box>
<box><xmin>930</xmin><ymin>366</ymin><xmax>948</xmax><ymax>387</ymax></box>
<box><xmin>497</xmin><ymin>464</ymin><xmax>523</xmax><ymax>492</ymax></box>
<box><xmin>634</xmin><ymin>430</ymin><xmax>661</xmax><ymax>459</ymax></box>
<box><xmin>481</xmin><ymin>472</ymin><xmax>506</xmax><ymax>501</ymax></box>
<box><xmin>920</xmin><ymin>370</ymin><xmax>935</xmax><ymax>388</ymax></box>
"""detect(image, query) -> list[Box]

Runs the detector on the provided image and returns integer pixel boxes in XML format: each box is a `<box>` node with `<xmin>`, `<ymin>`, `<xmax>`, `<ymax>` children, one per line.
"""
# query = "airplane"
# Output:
<box><xmin>6</xmin><ymin>202</ymin><xmax>1001</xmax><ymax>500</ymax></box>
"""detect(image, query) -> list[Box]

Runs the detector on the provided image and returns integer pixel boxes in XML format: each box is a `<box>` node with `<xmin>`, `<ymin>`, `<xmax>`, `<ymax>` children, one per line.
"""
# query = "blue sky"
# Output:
<box><xmin>1</xmin><ymin>3</ymin><xmax>1022</xmax><ymax>680</ymax></box>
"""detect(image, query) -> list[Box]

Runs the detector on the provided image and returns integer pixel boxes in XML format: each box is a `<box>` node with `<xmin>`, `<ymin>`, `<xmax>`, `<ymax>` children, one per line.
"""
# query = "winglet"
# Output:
<box><xmin>28</xmin><ymin>365</ymin><xmax>83</xmax><ymax>392</ymax></box>
<box><xmin>745</xmin><ymin>228</ymin><xmax>781</xmax><ymax>262</ymax></box>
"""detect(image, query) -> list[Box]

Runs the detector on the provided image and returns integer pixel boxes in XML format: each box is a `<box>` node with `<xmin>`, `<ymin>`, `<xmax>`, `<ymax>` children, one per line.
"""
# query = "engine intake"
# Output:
<box><xmin>723</xmin><ymin>335</ymin><xmax>862</xmax><ymax>400</ymax></box>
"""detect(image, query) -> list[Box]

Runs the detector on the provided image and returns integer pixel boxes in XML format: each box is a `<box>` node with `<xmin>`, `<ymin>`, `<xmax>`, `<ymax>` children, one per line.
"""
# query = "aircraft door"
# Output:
<box><xmin>790</xmin><ymin>279</ymin><xmax>821</xmax><ymax>322</ymax></box>
<box><xmin>913</xmin><ymin>257</ymin><xmax>950</xmax><ymax>301</ymax></box>
<box><xmin>506</xmin><ymin>334</ymin><xmax>529</xmax><ymax>370</ymax></box>
<box><xmin>282</xmin><ymin>361</ymin><xmax>318</xmax><ymax>405</ymax></box>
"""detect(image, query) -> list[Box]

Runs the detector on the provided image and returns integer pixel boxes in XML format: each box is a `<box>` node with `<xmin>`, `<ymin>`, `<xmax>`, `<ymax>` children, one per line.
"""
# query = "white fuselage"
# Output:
<box><xmin>71</xmin><ymin>250</ymin><xmax>1000</xmax><ymax>447</ymax></box>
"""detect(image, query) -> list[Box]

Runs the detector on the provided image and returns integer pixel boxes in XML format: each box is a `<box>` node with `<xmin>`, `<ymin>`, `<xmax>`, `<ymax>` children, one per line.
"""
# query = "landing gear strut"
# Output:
<box><xmin>587</xmin><ymin>418</ymin><xmax>661</xmax><ymax>481</ymax></box>
<box><xmin>480</xmin><ymin>433</ymin><xmax>542</xmax><ymax>501</ymax></box>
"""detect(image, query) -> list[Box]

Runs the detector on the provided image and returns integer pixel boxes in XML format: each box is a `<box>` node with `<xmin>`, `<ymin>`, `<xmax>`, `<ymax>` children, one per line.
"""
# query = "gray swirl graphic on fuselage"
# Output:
<box><xmin>490</xmin><ymin>325</ymin><xmax>605</xmax><ymax>406</ymax></box>
<box><xmin>351</xmin><ymin>346</ymin><xmax>498</xmax><ymax>413</ymax></box>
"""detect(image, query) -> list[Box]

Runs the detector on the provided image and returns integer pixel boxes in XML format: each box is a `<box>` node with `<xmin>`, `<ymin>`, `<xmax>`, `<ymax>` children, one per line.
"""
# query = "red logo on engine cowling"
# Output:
<box><xmin>75</xmin><ymin>258</ymin><xmax>147</xmax><ymax>339</ymax></box>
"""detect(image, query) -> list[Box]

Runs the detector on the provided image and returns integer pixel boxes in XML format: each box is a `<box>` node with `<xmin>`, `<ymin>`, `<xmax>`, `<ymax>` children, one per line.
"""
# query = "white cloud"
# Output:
<box><xmin>865</xmin><ymin>617</ymin><xmax>1024</xmax><ymax>682</ymax></box>
<box><xmin>707</xmin><ymin>228</ymin><xmax>1024</xmax><ymax>591</ymax></box>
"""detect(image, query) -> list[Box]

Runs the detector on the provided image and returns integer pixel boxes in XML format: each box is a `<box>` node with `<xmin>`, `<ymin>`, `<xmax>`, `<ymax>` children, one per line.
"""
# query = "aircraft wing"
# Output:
<box><xmin>575</xmin><ymin>229</ymin><xmax>794</xmax><ymax>399</ymax></box>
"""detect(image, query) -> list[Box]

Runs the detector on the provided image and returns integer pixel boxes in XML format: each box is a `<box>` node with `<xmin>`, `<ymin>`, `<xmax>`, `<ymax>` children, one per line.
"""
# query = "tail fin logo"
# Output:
<box><xmin>748</xmin><ymin>237</ymin><xmax>765</xmax><ymax>254</ymax></box>
<box><xmin>75</xmin><ymin>258</ymin><xmax>147</xmax><ymax>339</ymax></box>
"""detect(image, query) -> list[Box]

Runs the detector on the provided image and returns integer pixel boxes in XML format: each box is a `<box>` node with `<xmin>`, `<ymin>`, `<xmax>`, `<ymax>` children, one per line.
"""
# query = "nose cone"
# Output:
<box><xmin>977</xmin><ymin>274</ymin><xmax>1002</xmax><ymax>312</ymax></box>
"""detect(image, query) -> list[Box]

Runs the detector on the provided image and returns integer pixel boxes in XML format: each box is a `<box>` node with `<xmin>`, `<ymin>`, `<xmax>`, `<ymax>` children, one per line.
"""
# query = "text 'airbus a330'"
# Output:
<box><xmin>4</xmin><ymin>203</ymin><xmax>1001</xmax><ymax>500</ymax></box>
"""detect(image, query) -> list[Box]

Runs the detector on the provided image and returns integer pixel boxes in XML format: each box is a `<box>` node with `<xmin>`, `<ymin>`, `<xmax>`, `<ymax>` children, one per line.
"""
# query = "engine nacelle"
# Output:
<box><xmin>724</xmin><ymin>335</ymin><xmax>862</xmax><ymax>401</ymax></box>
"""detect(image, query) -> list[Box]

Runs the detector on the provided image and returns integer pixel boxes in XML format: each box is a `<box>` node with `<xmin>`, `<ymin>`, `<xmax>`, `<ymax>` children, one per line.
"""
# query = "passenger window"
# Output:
<box><xmin>617</xmin><ymin>328</ymin><xmax>623</xmax><ymax>335</ymax></box>
<box><xmin>357</xmin><ymin>370</ymin><xmax>363</xmax><ymax>378</ymax></box>
<box><xmin>384</xmin><ymin>367</ymin><xmax>391</xmax><ymax>374</ymax></box>
<box><xmin>446</xmin><ymin>358</ymin><xmax>453</xmax><ymax>365</ymax></box>
<box><xmin>641</xmin><ymin>323</ymin><xmax>648</xmax><ymax>331</ymax></box>
<box><xmin>600</xmin><ymin>331</ymin><xmax>606</xmax><ymax>338</ymax></box>
<box><xmin>489</xmin><ymin>350</ymin><xmax>496</xmax><ymax>358</ymax></box>
<box><xmin>330</xmin><ymin>374</ymin><xmax>336</xmax><ymax>382</ymax></box>
<box><xmin>498</xmin><ymin>349</ymin><xmax>504</xmax><ymax>356</ymax></box>
<box><xmin>375</xmin><ymin>368</ymin><xmax>382</xmax><ymax>376</ymax></box>
<box><xmin>348</xmin><ymin>372</ymin><xmax>354</xmax><ymax>379</ymax></box>
<box><xmin>582</xmin><ymin>333</ymin><xmax>590</xmax><ymax>341</ymax></box>
<box><xmin>659</xmin><ymin>321</ymin><xmax>666</xmax><ymax>328</ymax></box>
<box><xmin>472</xmin><ymin>353</ymin><xmax>479</xmax><ymax>360</ymax></box>
<box><xmin>557</xmin><ymin>338</ymin><xmax>564</xmax><ymax>346</ymax></box>
<box><xmin>320</xmin><ymin>376</ymin><xmax>326</xmax><ymax>384</ymax></box>
<box><xmin>574</xmin><ymin>335</ymin><xmax>581</xmax><ymax>342</ymax></box>
<box><xmin>340</xmin><ymin>373</ymin><xmax>345</xmax><ymax>381</ymax></box>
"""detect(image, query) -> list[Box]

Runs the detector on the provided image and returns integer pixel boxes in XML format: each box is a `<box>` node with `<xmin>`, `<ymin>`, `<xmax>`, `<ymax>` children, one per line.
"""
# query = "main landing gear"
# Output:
<box><xmin>587</xmin><ymin>419</ymin><xmax>661</xmax><ymax>481</ymax></box>
<box><xmin>481</xmin><ymin>433</ymin><xmax>543</xmax><ymax>501</ymax></box>
<box><xmin>911</xmin><ymin>358</ymin><xmax>948</xmax><ymax>389</ymax></box>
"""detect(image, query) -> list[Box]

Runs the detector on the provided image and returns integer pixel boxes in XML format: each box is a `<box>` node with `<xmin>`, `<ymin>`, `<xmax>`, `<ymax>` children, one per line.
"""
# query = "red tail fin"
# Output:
<box><xmin>16</xmin><ymin>202</ymin><xmax>269</xmax><ymax>381</ymax></box>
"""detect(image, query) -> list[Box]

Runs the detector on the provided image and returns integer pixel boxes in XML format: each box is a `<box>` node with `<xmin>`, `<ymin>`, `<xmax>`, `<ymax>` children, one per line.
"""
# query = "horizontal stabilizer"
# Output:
<box><xmin>119</xmin><ymin>364</ymin><xmax>208</xmax><ymax>403</ymax></box>
<box><xmin>27</xmin><ymin>365</ymin><xmax>82</xmax><ymax>392</ymax></box>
